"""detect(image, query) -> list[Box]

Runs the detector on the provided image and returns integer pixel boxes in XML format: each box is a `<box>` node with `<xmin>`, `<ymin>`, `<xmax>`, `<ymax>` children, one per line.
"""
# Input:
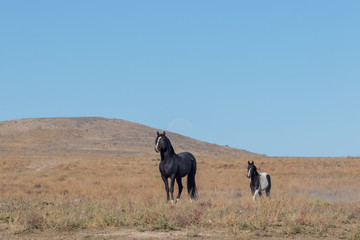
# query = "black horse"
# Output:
<box><xmin>154</xmin><ymin>131</ymin><xmax>197</xmax><ymax>202</ymax></box>
<box><xmin>247</xmin><ymin>161</ymin><xmax>271</xmax><ymax>201</ymax></box>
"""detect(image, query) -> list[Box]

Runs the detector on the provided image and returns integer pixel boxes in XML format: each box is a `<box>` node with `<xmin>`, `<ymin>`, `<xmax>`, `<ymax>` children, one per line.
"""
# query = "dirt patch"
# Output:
<box><xmin>25</xmin><ymin>159</ymin><xmax>60</xmax><ymax>172</ymax></box>
<box><xmin>0</xmin><ymin>228</ymin><xmax>224</xmax><ymax>240</ymax></box>
<box><xmin>0</xmin><ymin>228</ymin><xmax>349</xmax><ymax>240</ymax></box>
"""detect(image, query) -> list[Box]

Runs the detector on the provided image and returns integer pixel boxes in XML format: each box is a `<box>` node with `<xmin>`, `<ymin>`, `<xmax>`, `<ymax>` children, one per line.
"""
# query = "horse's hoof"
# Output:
<box><xmin>171</xmin><ymin>200</ymin><xmax>174</xmax><ymax>204</ymax></box>
<box><xmin>176</xmin><ymin>198</ymin><xmax>180</xmax><ymax>203</ymax></box>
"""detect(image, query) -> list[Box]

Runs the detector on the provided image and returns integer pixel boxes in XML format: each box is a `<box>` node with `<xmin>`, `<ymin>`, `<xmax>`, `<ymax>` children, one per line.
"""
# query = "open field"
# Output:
<box><xmin>0</xmin><ymin>151</ymin><xmax>360</xmax><ymax>239</ymax></box>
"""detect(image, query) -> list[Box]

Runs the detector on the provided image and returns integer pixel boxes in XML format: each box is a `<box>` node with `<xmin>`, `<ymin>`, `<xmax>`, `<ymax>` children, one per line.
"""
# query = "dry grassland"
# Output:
<box><xmin>0</xmin><ymin>151</ymin><xmax>360</xmax><ymax>239</ymax></box>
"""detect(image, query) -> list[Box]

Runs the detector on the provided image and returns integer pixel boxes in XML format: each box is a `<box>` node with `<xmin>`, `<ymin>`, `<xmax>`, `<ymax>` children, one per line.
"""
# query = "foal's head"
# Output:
<box><xmin>154</xmin><ymin>131</ymin><xmax>170</xmax><ymax>153</ymax></box>
<box><xmin>247</xmin><ymin>161</ymin><xmax>257</xmax><ymax>178</ymax></box>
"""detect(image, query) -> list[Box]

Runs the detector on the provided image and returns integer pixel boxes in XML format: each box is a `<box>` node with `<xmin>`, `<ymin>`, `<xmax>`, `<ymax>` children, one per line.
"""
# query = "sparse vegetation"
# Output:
<box><xmin>0</xmin><ymin>151</ymin><xmax>360</xmax><ymax>239</ymax></box>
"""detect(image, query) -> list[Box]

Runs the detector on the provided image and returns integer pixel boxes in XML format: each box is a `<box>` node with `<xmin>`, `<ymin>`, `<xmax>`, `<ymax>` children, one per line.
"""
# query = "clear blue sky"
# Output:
<box><xmin>1</xmin><ymin>1</ymin><xmax>359</xmax><ymax>157</ymax></box>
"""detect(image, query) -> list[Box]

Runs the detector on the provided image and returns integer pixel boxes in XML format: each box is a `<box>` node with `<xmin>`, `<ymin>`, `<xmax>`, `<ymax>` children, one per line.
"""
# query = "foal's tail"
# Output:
<box><xmin>187</xmin><ymin>158</ymin><xmax>198</xmax><ymax>200</ymax></box>
<box><xmin>266</xmin><ymin>174</ymin><xmax>271</xmax><ymax>197</ymax></box>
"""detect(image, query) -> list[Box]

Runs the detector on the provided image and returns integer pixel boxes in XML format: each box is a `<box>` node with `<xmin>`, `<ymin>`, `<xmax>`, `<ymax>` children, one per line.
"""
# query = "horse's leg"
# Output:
<box><xmin>161</xmin><ymin>175</ymin><xmax>170</xmax><ymax>202</ymax></box>
<box><xmin>250</xmin><ymin>182</ymin><xmax>255</xmax><ymax>195</ymax></box>
<box><xmin>169</xmin><ymin>175</ymin><xmax>176</xmax><ymax>203</ymax></box>
<box><xmin>253</xmin><ymin>189</ymin><xmax>260</xmax><ymax>201</ymax></box>
<box><xmin>258</xmin><ymin>191</ymin><xmax>262</xmax><ymax>197</ymax></box>
<box><xmin>176</xmin><ymin>177</ymin><xmax>183</xmax><ymax>203</ymax></box>
<box><xmin>266</xmin><ymin>188</ymin><xmax>270</xmax><ymax>197</ymax></box>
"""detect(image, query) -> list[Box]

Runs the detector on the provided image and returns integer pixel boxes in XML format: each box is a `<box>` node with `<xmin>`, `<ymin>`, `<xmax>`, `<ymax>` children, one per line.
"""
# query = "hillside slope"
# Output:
<box><xmin>0</xmin><ymin>117</ymin><xmax>257</xmax><ymax>157</ymax></box>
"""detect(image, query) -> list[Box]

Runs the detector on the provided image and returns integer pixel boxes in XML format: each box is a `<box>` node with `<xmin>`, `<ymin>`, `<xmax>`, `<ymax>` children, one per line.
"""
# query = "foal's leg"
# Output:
<box><xmin>176</xmin><ymin>177</ymin><xmax>183</xmax><ymax>202</ymax></box>
<box><xmin>266</xmin><ymin>187</ymin><xmax>271</xmax><ymax>197</ymax></box>
<box><xmin>250</xmin><ymin>183</ymin><xmax>255</xmax><ymax>195</ymax></box>
<box><xmin>161</xmin><ymin>175</ymin><xmax>170</xmax><ymax>201</ymax></box>
<box><xmin>253</xmin><ymin>189</ymin><xmax>260</xmax><ymax>201</ymax></box>
<box><xmin>169</xmin><ymin>175</ymin><xmax>176</xmax><ymax>203</ymax></box>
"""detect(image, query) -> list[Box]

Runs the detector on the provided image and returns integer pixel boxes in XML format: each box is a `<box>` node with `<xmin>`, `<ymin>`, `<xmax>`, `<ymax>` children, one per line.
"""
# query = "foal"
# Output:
<box><xmin>247</xmin><ymin>161</ymin><xmax>271</xmax><ymax>201</ymax></box>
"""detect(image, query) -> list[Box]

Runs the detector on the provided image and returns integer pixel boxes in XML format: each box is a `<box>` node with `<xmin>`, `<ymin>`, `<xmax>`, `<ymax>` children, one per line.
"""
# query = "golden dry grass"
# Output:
<box><xmin>0</xmin><ymin>151</ymin><xmax>360</xmax><ymax>239</ymax></box>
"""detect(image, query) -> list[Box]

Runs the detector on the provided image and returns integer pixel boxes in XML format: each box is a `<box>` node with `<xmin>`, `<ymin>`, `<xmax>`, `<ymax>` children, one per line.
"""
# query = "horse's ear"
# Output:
<box><xmin>248</xmin><ymin>161</ymin><xmax>250</xmax><ymax>164</ymax></box>
<box><xmin>157</xmin><ymin>131</ymin><xmax>160</xmax><ymax>136</ymax></box>
<box><xmin>163</xmin><ymin>131</ymin><xmax>166</xmax><ymax>136</ymax></box>
<box><xmin>251</xmin><ymin>161</ymin><xmax>254</xmax><ymax>164</ymax></box>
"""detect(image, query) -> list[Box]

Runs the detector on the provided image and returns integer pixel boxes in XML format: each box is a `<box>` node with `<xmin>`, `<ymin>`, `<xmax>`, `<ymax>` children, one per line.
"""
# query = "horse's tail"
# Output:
<box><xmin>187</xmin><ymin>158</ymin><xmax>197</xmax><ymax>200</ymax></box>
<box><xmin>266</xmin><ymin>174</ymin><xmax>271</xmax><ymax>197</ymax></box>
<box><xmin>267</xmin><ymin>174</ymin><xmax>271</xmax><ymax>191</ymax></box>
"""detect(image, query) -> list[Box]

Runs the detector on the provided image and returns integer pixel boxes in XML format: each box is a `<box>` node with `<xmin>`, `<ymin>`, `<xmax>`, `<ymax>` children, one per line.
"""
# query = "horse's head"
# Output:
<box><xmin>154</xmin><ymin>131</ymin><xmax>168</xmax><ymax>153</ymax></box>
<box><xmin>247</xmin><ymin>161</ymin><xmax>256</xmax><ymax>178</ymax></box>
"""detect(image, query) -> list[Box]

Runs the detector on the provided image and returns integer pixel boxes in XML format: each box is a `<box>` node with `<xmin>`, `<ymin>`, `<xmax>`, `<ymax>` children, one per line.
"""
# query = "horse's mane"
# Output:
<box><xmin>163</xmin><ymin>135</ymin><xmax>175</xmax><ymax>155</ymax></box>
<box><xmin>252</xmin><ymin>164</ymin><xmax>259</xmax><ymax>175</ymax></box>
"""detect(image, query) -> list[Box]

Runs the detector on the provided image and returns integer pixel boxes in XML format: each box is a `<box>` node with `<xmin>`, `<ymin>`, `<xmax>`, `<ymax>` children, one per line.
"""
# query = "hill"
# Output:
<box><xmin>0</xmin><ymin>117</ymin><xmax>257</xmax><ymax>157</ymax></box>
